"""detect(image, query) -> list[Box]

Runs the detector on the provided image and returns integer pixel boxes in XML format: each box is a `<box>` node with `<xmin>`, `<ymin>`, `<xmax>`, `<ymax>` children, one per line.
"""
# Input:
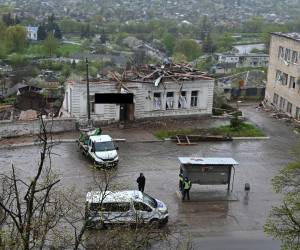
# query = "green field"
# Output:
<box><xmin>24</xmin><ymin>42</ymin><xmax>82</xmax><ymax>57</ymax></box>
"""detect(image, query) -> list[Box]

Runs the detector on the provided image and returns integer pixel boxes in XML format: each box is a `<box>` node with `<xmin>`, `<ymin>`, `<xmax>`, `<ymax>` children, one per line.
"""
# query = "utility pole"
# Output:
<box><xmin>86</xmin><ymin>58</ymin><xmax>91</xmax><ymax>121</ymax></box>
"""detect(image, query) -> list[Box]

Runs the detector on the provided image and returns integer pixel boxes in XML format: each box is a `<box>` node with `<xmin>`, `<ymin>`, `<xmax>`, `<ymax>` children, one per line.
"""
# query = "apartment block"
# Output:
<box><xmin>265</xmin><ymin>33</ymin><xmax>300</xmax><ymax>119</ymax></box>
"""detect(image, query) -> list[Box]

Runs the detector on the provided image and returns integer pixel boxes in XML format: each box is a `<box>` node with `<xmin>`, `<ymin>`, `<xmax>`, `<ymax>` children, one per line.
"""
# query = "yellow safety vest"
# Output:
<box><xmin>184</xmin><ymin>180</ymin><xmax>191</xmax><ymax>190</ymax></box>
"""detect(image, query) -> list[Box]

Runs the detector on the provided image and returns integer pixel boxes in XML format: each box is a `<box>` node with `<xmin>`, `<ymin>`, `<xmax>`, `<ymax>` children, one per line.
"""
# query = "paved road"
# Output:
<box><xmin>0</xmin><ymin>105</ymin><xmax>298</xmax><ymax>249</ymax></box>
<box><xmin>193</xmin><ymin>230</ymin><xmax>280</xmax><ymax>250</ymax></box>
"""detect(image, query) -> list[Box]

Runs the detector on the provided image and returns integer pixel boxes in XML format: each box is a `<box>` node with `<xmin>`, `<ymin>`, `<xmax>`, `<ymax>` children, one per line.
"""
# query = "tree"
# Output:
<box><xmin>199</xmin><ymin>15</ymin><xmax>210</xmax><ymax>40</ymax></box>
<box><xmin>163</xmin><ymin>33</ymin><xmax>176</xmax><ymax>55</ymax></box>
<box><xmin>53</xmin><ymin>25</ymin><xmax>63</xmax><ymax>40</ymax></box>
<box><xmin>37</xmin><ymin>24</ymin><xmax>47</xmax><ymax>40</ymax></box>
<box><xmin>265</xmin><ymin>143</ymin><xmax>300</xmax><ymax>250</ymax></box>
<box><xmin>243</xmin><ymin>17</ymin><xmax>264</xmax><ymax>33</ymax></box>
<box><xmin>43</xmin><ymin>33</ymin><xmax>59</xmax><ymax>56</ymax></box>
<box><xmin>172</xmin><ymin>52</ymin><xmax>188</xmax><ymax>63</ymax></box>
<box><xmin>0</xmin><ymin>21</ymin><xmax>7</xmax><ymax>59</ymax></box>
<box><xmin>5</xmin><ymin>25</ymin><xmax>27</xmax><ymax>53</ymax></box>
<box><xmin>174</xmin><ymin>39</ymin><xmax>202</xmax><ymax>61</ymax></box>
<box><xmin>202</xmin><ymin>32</ymin><xmax>216</xmax><ymax>53</ymax></box>
<box><xmin>2</xmin><ymin>13</ymin><xmax>13</xmax><ymax>26</ymax></box>
<box><xmin>0</xmin><ymin>119</ymin><xmax>63</xmax><ymax>249</ymax></box>
<box><xmin>216</xmin><ymin>33</ymin><xmax>234</xmax><ymax>52</ymax></box>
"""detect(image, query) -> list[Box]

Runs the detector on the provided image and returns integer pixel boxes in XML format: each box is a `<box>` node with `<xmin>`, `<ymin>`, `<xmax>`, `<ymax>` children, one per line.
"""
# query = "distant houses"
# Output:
<box><xmin>26</xmin><ymin>26</ymin><xmax>38</xmax><ymax>41</ymax></box>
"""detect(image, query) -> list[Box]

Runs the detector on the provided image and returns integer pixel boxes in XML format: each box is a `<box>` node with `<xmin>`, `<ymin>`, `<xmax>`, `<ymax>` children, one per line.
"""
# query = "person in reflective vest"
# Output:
<box><xmin>182</xmin><ymin>177</ymin><xmax>192</xmax><ymax>201</ymax></box>
<box><xmin>179</xmin><ymin>173</ymin><xmax>184</xmax><ymax>192</ymax></box>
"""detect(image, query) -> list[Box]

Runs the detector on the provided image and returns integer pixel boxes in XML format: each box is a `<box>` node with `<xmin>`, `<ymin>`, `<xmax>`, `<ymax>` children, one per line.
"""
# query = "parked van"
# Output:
<box><xmin>85</xmin><ymin>190</ymin><xmax>168</xmax><ymax>228</ymax></box>
<box><xmin>78</xmin><ymin>134</ymin><xmax>119</xmax><ymax>167</ymax></box>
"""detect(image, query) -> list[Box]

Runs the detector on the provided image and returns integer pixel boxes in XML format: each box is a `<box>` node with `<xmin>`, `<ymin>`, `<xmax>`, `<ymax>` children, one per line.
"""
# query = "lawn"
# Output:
<box><xmin>24</xmin><ymin>43</ymin><xmax>82</xmax><ymax>57</ymax></box>
<box><xmin>209</xmin><ymin>123</ymin><xmax>265</xmax><ymax>137</ymax></box>
<box><xmin>154</xmin><ymin>128</ymin><xmax>200</xmax><ymax>140</ymax></box>
<box><xmin>154</xmin><ymin>123</ymin><xmax>265</xmax><ymax>139</ymax></box>
<box><xmin>57</xmin><ymin>43</ymin><xmax>82</xmax><ymax>56</ymax></box>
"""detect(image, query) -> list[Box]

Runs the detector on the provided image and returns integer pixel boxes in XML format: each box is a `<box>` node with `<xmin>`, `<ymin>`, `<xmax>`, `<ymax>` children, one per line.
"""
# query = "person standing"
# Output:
<box><xmin>137</xmin><ymin>173</ymin><xmax>146</xmax><ymax>192</ymax></box>
<box><xmin>182</xmin><ymin>177</ymin><xmax>192</xmax><ymax>201</ymax></box>
<box><xmin>179</xmin><ymin>173</ymin><xmax>184</xmax><ymax>193</ymax></box>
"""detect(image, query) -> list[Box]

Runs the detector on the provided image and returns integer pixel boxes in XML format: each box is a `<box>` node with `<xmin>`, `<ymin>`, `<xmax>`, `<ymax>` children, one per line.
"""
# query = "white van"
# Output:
<box><xmin>87</xmin><ymin>135</ymin><xmax>119</xmax><ymax>167</ymax></box>
<box><xmin>85</xmin><ymin>190</ymin><xmax>168</xmax><ymax>228</ymax></box>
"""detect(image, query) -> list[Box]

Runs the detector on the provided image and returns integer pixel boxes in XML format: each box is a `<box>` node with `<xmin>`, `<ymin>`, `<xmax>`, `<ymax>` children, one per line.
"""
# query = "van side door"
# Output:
<box><xmin>133</xmin><ymin>202</ymin><xmax>153</xmax><ymax>223</ymax></box>
<box><xmin>107</xmin><ymin>202</ymin><xmax>132</xmax><ymax>224</ymax></box>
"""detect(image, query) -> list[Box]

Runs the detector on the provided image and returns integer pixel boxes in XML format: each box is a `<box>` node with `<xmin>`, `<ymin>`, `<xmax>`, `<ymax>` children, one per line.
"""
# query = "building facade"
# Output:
<box><xmin>63</xmin><ymin>65</ymin><xmax>214</xmax><ymax>123</ymax></box>
<box><xmin>265</xmin><ymin>33</ymin><xmax>300</xmax><ymax>119</ymax></box>
<box><xmin>215</xmin><ymin>53</ymin><xmax>269</xmax><ymax>68</ymax></box>
<box><xmin>26</xmin><ymin>26</ymin><xmax>38</xmax><ymax>41</ymax></box>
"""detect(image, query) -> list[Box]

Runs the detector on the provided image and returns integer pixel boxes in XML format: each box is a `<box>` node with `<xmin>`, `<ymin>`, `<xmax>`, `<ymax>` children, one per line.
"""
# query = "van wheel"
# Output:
<box><xmin>149</xmin><ymin>219</ymin><xmax>160</xmax><ymax>229</ymax></box>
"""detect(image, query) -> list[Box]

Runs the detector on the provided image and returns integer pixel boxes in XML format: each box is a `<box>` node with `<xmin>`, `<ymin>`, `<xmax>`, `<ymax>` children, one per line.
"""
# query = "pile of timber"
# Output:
<box><xmin>173</xmin><ymin>134</ymin><xmax>232</xmax><ymax>145</ymax></box>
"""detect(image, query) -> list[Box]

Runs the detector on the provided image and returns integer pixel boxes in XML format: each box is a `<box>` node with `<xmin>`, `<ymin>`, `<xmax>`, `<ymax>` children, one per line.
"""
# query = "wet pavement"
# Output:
<box><xmin>0</xmin><ymin>104</ymin><xmax>299</xmax><ymax>249</ymax></box>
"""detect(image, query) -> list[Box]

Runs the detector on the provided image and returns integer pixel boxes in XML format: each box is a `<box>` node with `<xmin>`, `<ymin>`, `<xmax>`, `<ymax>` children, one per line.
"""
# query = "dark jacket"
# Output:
<box><xmin>137</xmin><ymin>176</ymin><xmax>146</xmax><ymax>187</ymax></box>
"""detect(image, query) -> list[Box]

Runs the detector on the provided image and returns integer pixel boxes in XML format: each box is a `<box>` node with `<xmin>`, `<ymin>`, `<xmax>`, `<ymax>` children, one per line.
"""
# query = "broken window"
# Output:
<box><xmin>289</xmin><ymin>76</ymin><xmax>296</xmax><ymax>89</ymax></box>
<box><xmin>279</xmin><ymin>97</ymin><xmax>286</xmax><ymax>111</ymax></box>
<box><xmin>278</xmin><ymin>46</ymin><xmax>284</xmax><ymax>59</ymax></box>
<box><xmin>284</xmin><ymin>48</ymin><xmax>291</xmax><ymax>62</ymax></box>
<box><xmin>191</xmin><ymin>91</ymin><xmax>198</xmax><ymax>107</ymax></box>
<box><xmin>90</xmin><ymin>95</ymin><xmax>95</xmax><ymax>114</ymax></box>
<box><xmin>273</xmin><ymin>93</ymin><xmax>279</xmax><ymax>105</ymax></box>
<box><xmin>178</xmin><ymin>91</ymin><xmax>187</xmax><ymax>109</ymax></box>
<box><xmin>166</xmin><ymin>92</ymin><xmax>174</xmax><ymax>109</ymax></box>
<box><xmin>275</xmin><ymin>70</ymin><xmax>282</xmax><ymax>83</ymax></box>
<box><xmin>287</xmin><ymin>102</ymin><xmax>292</xmax><ymax>114</ymax></box>
<box><xmin>153</xmin><ymin>92</ymin><xmax>161</xmax><ymax>110</ymax></box>
<box><xmin>282</xmin><ymin>73</ymin><xmax>288</xmax><ymax>85</ymax></box>
<box><xmin>292</xmin><ymin>51</ymin><xmax>298</xmax><ymax>64</ymax></box>
<box><xmin>296</xmin><ymin>107</ymin><xmax>300</xmax><ymax>120</ymax></box>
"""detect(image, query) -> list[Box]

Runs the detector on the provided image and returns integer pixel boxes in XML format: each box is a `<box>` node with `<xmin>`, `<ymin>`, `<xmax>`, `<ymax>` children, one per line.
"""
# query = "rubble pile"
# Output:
<box><xmin>259</xmin><ymin>100</ymin><xmax>300</xmax><ymax>124</ymax></box>
<box><xmin>106</xmin><ymin>63</ymin><xmax>213</xmax><ymax>85</ymax></box>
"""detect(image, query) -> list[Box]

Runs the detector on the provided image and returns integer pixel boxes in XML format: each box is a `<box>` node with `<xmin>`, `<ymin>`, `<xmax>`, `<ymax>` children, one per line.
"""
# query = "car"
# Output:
<box><xmin>85</xmin><ymin>190</ymin><xmax>168</xmax><ymax>229</ymax></box>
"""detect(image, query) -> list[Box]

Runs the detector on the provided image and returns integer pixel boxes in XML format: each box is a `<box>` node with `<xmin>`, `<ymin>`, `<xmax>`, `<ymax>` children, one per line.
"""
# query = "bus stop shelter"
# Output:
<box><xmin>179</xmin><ymin>157</ymin><xmax>239</xmax><ymax>192</ymax></box>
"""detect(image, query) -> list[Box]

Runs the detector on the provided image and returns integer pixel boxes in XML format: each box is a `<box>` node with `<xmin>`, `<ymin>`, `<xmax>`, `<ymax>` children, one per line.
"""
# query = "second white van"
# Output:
<box><xmin>85</xmin><ymin>190</ymin><xmax>168</xmax><ymax>228</ymax></box>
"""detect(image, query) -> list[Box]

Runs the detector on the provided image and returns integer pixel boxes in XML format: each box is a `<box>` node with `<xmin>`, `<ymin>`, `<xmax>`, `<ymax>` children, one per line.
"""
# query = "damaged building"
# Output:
<box><xmin>62</xmin><ymin>64</ymin><xmax>214</xmax><ymax>123</ymax></box>
<box><xmin>265</xmin><ymin>33</ymin><xmax>300</xmax><ymax>120</ymax></box>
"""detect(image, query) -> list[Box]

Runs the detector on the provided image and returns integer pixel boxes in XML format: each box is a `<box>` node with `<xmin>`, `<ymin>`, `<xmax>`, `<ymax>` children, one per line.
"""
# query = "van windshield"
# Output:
<box><xmin>95</xmin><ymin>141</ymin><xmax>115</xmax><ymax>152</ymax></box>
<box><xmin>143</xmin><ymin>193</ymin><xmax>157</xmax><ymax>208</ymax></box>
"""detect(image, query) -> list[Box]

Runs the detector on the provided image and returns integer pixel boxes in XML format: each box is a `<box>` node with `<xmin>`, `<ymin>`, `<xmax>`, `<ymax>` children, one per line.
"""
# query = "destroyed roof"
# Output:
<box><xmin>271</xmin><ymin>32</ymin><xmax>300</xmax><ymax>42</ymax></box>
<box><xmin>68</xmin><ymin>64</ymin><xmax>214</xmax><ymax>88</ymax></box>
<box><xmin>104</xmin><ymin>63</ymin><xmax>213</xmax><ymax>86</ymax></box>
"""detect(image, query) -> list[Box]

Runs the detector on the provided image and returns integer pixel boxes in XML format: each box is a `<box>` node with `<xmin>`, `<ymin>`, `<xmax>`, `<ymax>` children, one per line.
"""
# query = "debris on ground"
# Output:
<box><xmin>19</xmin><ymin>110</ymin><xmax>38</xmax><ymax>121</ymax></box>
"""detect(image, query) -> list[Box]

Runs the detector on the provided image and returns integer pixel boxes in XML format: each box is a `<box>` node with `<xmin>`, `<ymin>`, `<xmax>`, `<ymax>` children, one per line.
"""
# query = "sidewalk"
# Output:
<box><xmin>0</xmin><ymin>115</ymin><xmax>231</xmax><ymax>146</ymax></box>
<box><xmin>0</xmin><ymin>126</ymin><xmax>159</xmax><ymax>147</ymax></box>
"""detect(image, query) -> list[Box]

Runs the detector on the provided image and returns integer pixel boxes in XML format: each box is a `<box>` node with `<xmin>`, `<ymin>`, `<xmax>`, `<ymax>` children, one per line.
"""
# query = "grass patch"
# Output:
<box><xmin>154</xmin><ymin>129</ymin><xmax>200</xmax><ymax>140</ymax></box>
<box><xmin>57</xmin><ymin>43</ymin><xmax>82</xmax><ymax>57</ymax></box>
<box><xmin>154</xmin><ymin>123</ymin><xmax>265</xmax><ymax>139</ymax></box>
<box><xmin>23</xmin><ymin>43</ymin><xmax>82</xmax><ymax>57</ymax></box>
<box><xmin>209</xmin><ymin>123</ymin><xmax>265</xmax><ymax>137</ymax></box>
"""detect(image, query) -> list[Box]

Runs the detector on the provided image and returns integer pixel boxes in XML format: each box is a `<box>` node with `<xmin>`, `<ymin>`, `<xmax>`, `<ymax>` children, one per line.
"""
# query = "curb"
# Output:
<box><xmin>164</xmin><ymin>137</ymin><xmax>270</xmax><ymax>141</ymax></box>
<box><xmin>0</xmin><ymin>136</ymin><xmax>270</xmax><ymax>149</ymax></box>
<box><xmin>232</xmin><ymin>137</ymin><xmax>270</xmax><ymax>140</ymax></box>
<box><xmin>0</xmin><ymin>138</ymin><xmax>165</xmax><ymax>149</ymax></box>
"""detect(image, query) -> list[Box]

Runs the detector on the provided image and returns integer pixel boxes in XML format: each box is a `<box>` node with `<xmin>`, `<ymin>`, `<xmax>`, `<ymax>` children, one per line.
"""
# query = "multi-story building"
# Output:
<box><xmin>265</xmin><ymin>33</ymin><xmax>300</xmax><ymax>119</ymax></box>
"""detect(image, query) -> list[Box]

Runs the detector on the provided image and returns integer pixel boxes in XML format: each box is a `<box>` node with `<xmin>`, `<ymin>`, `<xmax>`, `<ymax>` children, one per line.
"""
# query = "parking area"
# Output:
<box><xmin>0</xmin><ymin>105</ymin><xmax>299</xmax><ymax>249</ymax></box>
